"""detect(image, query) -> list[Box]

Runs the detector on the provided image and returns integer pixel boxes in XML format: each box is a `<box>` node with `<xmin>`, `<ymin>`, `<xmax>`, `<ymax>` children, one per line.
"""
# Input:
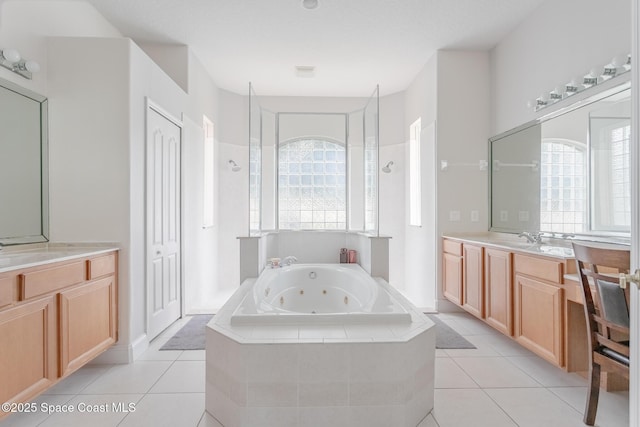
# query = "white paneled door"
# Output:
<box><xmin>146</xmin><ymin>102</ymin><xmax>182</xmax><ymax>340</ymax></box>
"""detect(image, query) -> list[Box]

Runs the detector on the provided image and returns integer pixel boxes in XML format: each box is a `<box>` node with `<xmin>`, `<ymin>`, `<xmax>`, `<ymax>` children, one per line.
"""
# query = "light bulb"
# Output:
<box><xmin>24</xmin><ymin>60</ymin><xmax>40</xmax><ymax>73</ymax></box>
<box><xmin>550</xmin><ymin>86</ymin><xmax>564</xmax><ymax>100</ymax></box>
<box><xmin>1</xmin><ymin>48</ymin><xmax>20</xmax><ymax>63</ymax></box>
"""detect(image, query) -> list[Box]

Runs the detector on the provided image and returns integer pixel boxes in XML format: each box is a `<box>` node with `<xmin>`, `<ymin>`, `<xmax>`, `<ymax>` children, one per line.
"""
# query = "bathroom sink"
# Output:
<box><xmin>537</xmin><ymin>245</ymin><xmax>574</xmax><ymax>257</ymax></box>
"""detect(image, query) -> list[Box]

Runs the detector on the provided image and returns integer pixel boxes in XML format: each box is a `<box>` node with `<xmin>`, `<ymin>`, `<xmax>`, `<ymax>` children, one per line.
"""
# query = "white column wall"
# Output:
<box><xmin>403</xmin><ymin>54</ymin><xmax>438</xmax><ymax>310</ymax></box>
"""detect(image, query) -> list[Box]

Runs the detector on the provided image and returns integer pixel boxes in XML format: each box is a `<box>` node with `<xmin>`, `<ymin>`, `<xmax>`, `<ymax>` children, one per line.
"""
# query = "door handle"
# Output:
<box><xmin>619</xmin><ymin>269</ymin><xmax>640</xmax><ymax>289</ymax></box>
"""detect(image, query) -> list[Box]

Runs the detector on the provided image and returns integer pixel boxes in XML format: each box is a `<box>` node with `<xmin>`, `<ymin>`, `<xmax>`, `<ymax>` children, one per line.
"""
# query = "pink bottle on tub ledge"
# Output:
<box><xmin>348</xmin><ymin>249</ymin><xmax>357</xmax><ymax>263</ymax></box>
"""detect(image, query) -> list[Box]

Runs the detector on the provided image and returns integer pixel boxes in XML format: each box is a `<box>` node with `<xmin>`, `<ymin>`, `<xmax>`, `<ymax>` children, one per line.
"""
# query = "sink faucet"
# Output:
<box><xmin>518</xmin><ymin>231</ymin><xmax>543</xmax><ymax>244</ymax></box>
<box><xmin>281</xmin><ymin>256</ymin><xmax>298</xmax><ymax>266</ymax></box>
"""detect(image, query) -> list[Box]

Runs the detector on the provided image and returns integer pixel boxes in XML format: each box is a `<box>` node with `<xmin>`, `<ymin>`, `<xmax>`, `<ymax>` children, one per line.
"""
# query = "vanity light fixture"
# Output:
<box><xmin>228</xmin><ymin>159</ymin><xmax>241</xmax><ymax>172</ymax></box>
<box><xmin>0</xmin><ymin>48</ymin><xmax>40</xmax><ymax>80</ymax></box>
<box><xmin>565</xmin><ymin>77</ymin><xmax>583</xmax><ymax>96</ymax></box>
<box><xmin>529</xmin><ymin>53</ymin><xmax>631</xmax><ymax>112</ymax></box>
<box><xmin>0</xmin><ymin>48</ymin><xmax>20</xmax><ymax>63</ymax></box>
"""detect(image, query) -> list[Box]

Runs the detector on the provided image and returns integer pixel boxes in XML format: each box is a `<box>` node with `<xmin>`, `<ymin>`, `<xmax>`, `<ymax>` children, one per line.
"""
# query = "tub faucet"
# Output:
<box><xmin>518</xmin><ymin>231</ymin><xmax>542</xmax><ymax>244</ymax></box>
<box><xmin>282</xmin><ymin>256</ymin><xmax>298</xmax><ymax>266</ymax></box>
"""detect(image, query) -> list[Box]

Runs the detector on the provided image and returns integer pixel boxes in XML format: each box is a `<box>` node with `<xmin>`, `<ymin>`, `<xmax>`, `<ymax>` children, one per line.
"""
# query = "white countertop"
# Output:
<box><xmin>0</xmin><ymin>243</ymin><xmax>119</xmax><ymax>273</ymax></box>
<box><xmin>442</xmin><ymin>231</ymin><xmax>630</xmax><ymax>259</ymax></box>
<box><xmin>442</xmin><ymin>232</ymin><xmax>576</xmax><ymax>258</ymax></box>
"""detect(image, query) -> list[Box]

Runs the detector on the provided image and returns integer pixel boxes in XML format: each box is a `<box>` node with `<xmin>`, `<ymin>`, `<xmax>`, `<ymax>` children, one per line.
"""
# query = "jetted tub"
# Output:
<box><xmin>206</xmin><ymin>262</ymin><xmax>435</xmax><ymax>427</ymax></box>
<box><xmin>230</xmin><ymin>263</ymin><xmax>411</xmax><ymax>325</ymax></box>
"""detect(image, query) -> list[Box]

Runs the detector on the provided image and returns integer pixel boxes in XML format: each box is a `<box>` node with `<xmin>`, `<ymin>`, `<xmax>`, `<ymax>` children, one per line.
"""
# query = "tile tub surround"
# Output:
<box><xmin>206</xmin><ymin>277</ymin><xmax>435</xmax><ymax>427</ymax></box>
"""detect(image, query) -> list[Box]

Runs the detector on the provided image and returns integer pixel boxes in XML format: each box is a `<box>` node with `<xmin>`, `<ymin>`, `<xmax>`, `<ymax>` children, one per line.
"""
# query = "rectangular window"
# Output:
<box><xmin>409</xmin><ymin>118</ymin><xmax>422</xmax><ymax>226</ymax></box>
<box><xmin>591</xmin><ymin>118</ymin><xmax>631</xmax><ymax>231</ymax></box>
<box><xmin>278</xmin><ymin>139</ymin><xmax>346</xmax><ymax>230</ymax></box>
<box><xmin>203</xmin><ymin>116</ymin><xmax>214</xmax><ymax>228</ymax></box>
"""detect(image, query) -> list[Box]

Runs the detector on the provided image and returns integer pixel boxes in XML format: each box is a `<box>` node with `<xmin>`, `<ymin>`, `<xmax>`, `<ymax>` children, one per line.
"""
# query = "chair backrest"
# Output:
<box><xmin>572</xmin><ymin>242</ymin><xmax>631</xmax><ymax>360</ymax></box>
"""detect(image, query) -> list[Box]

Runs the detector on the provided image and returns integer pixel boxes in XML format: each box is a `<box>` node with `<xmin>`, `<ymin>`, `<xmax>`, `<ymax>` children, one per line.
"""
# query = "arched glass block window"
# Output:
<box><xmin>540</xmin><ymin>139</ymin><xmax>587</xmax><ymax>233</ymax></box>
<box><xmin>278</xmin><ymin>138</ymin><xmax>346</xmax><ymax>230</ymax></box>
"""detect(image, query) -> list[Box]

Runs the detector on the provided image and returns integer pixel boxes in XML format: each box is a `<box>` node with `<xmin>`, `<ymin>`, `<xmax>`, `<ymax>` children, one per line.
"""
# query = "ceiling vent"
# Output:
<box><xmin>295</xmin><ymin>65</ymin><xmax>316</xmax><ymax>78</ymax></box>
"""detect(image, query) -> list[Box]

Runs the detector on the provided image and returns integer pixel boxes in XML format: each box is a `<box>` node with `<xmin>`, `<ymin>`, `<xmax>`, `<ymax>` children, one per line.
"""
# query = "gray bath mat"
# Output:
<box><xmin>426</xmin><ymin>314</ymin><xmax>476</xmax><ymax>349</ymax></box>
<box><xmin>160</xmin><ymin>315</ymin><xmax>214</xmax><ymax>351</ymax></box>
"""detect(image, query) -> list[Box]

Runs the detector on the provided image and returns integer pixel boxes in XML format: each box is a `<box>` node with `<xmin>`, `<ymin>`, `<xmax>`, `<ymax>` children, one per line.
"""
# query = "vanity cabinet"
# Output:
<box><xmin>442</xmin><ymin>237</ymin><xmax>572</xmax><ymax>369</ymax></box>
<box><xmin>0</xmin><ymin>295</ymin><xmax>57</xmax><ymax>407</ymax></box>
<box><xmin>462</xmin><ymin>244</ymin><xmax>484</xmax><ymax>319</ymax></box>
<box><xmin>513</xmin><ymin>266</ymin><xmax>564</xmax><ymax>366</ymax></box>
<box><xmin>484</xmin><ymin>248</ymin><xmax>512</xmax><ymax>336</ymax></box>
<box><xmin>0</xmin><ymin>251</ymin><xmax>118</xmax><ymax>417</ymax></box>
<box><xmin>442</xmin><ymin>240</ymin><xmax>463</xmax><ymax>305</ymax></box>
<box><xmin>512</xmin><ymin>254</ymin><xmax>565</xmax><ymax>366</ymax></box>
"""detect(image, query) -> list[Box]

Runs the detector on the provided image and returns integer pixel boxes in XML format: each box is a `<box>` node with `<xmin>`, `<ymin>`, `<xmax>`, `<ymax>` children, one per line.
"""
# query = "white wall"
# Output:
<box><xmin>47</xmin><ymin>36</ymin><xmax>188</xmax><ymax>361</ymax></box>
<box><xmin>401</xmin><ymin>50</ymin><xmax>491</xmax><ymax>311</ymax></box>
<box><xmin>403</xmin><ymin>54</ymin><xmax>438</xmax><ymax>310</ymax></box>
<box><xmin>0</xmin><ymin>0</ymin><xmax>121</xmax><ymax>94</ymax></box>
<box><xmin>491</xmin><ymin>0</ymin><xmax>631</xmax><ymax>135</ymax></box>
<box><xmin>179</xmin><ymin>51</ymin><xmax>223</xmax><ymax>314</ymax></box>
<box><xmin>378</xmin><ymin>92</ymin><xmax>406</xmax><ymax>288</ymax></box>
<box><xmin>47</xmin><ymin>38</ymin><xmax>132</xmax><ymax>350</ymax></box>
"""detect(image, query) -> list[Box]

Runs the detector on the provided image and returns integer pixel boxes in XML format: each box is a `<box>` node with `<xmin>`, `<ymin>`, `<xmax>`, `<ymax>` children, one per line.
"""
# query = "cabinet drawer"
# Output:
<box><xmin>87</xmin><ymin>254</ymin><xmax>116</xmax><ymax>280</ymax></box>
<box><xmin>443</xmin><ymin>239</ymin><xmax>463</xmax><ymax>256</ymax></box>
<box><xmin>19</xmin><ymin>262</ymin><xmax>85</xmax><ymax>300</ymax></box>
<box><xmin>514</xmin><ymin>254</ymin><xmax>563</xmax><ymax>283</ymax></box>
<box><xmin>0</xmin><ymin>276</ymin><xmax>15</xmax><ymax>308</ymax></box>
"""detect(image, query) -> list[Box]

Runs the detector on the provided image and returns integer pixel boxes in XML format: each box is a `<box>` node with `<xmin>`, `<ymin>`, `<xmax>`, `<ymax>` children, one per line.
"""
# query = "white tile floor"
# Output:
<box><xmin>0</xmin><ymin>312</ymin><xmax>629</xmax><ymax>427</ymax></box>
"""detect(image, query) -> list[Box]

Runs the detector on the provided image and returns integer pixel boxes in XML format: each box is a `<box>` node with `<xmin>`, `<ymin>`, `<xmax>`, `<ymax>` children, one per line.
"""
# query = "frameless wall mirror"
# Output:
<box><xmin>0</xmin><ymin>77</ymin><xmax>49</xmax><ymax>245</ymax></box>
<box><xmin>490</xmin><ymin>80</ymin><xmax>630</xmax><ymax>239</ymax></box>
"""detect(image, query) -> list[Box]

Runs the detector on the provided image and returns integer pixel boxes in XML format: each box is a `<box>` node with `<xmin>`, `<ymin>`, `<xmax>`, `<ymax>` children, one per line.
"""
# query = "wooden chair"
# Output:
<box><xmin>572</xmin><ymin>242</ymin><xmax>630</xmax><ymax>426</ymax></box>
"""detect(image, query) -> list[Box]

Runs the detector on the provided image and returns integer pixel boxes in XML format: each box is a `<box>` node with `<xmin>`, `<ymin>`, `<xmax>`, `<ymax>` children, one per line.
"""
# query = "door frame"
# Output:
<box><xmin>144</xmin><ymin>97</ymin><xmax>184</xmax><ymax>337</ymax></box>
<box><xmin>630</xmin><ymin>2</ymin><xmax>639</xmax><ymax>425</ymax></box>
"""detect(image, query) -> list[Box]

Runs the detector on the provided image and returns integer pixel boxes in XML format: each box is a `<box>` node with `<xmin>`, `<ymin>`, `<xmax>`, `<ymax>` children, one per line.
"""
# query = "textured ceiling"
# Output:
<box><xmin>83</xmin><ymin>0</ymin><xmax>547</xmax><ymax>96</ymax></box>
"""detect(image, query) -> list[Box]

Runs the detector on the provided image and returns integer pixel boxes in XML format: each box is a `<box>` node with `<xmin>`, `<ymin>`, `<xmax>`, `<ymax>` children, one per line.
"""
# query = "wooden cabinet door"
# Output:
<box><xmin>0</xmin><ymin>295</ymin><xmax>56</xmax><ymax>406</ymax></box>
<box><xmin>59</xmin><ymin>276</ymin><xmax>117</xmax><ymax>376</ymax></box>
<box><xmin>485</xmin><ymin>248</ymin><xmax>512</xmax><ymax>336</ymax></box>
<box><xmin>443</xmin><ymin>253</ymin><xmax>463</xmax><ymax>305</ymax></box>
<box><xmin>462</xmin><ymin>244</ymin><xmax>484</xmax><ymax>318</ymax></box>
<box><xmin>514</xmin><ymin>274</ymin><xmax>564</xmax><ymax>366</ymax></box>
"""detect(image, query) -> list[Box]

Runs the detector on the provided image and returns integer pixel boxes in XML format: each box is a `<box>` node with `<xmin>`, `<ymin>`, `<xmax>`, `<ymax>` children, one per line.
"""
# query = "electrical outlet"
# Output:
<box><xmin>449</xmin><ymin>210</ymin><xmax>461</xmax><ymax>221</ymax></box>
<box><xmin>471</xmin><ymin>210</ymin><xmax>479</xmax><ymax>222</ymax></box>
<box><xmin>500</xmin><ymin>210</ymin><xmax>508</xmax><ymax>222</ymax></box>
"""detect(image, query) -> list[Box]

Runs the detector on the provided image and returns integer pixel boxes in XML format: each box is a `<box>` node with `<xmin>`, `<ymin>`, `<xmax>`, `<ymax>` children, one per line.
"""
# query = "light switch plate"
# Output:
<box><xmin>500</xmin><ymin>210</ymin><xmax>508</xmax><ymax>222</ymax></box>
<box><xmin>471</xmin><ymin>210</ymin><xmax>479</xmax><ymax>222</ymax></box>
<box><xmin>449</xmin><ymin>210</ymin><xmax>461</xmax><ymax>221</ymax></box>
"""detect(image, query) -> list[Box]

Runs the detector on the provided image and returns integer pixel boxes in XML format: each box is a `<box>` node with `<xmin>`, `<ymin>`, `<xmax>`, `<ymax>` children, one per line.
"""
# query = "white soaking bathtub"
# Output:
<box><xmin>230</xmin><ymin>263</ymin><xmax>411</xmax><ymax>325</ymax></box>
<box><xmin>206</xmin><ymin>263</ymin><xmax>435</xmax><ymax>427</ymax></box>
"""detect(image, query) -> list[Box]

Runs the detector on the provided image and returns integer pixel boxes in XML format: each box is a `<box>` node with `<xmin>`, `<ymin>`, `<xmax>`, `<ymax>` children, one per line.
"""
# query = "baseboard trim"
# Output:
<box><xmin>88</xmin><ymin>334</ymin><xmax>149</xmax><ymax>364</ymax></box>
